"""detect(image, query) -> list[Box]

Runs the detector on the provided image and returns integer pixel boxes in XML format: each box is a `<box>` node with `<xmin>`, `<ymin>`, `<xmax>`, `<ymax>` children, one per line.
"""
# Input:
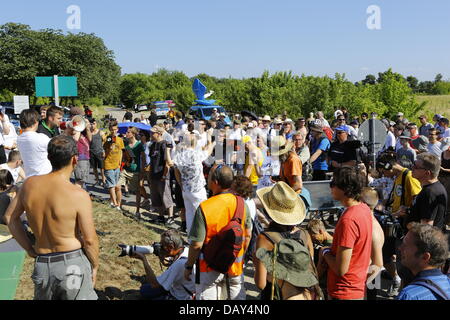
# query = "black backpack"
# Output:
<box><xmin>244</xmin><ymin>214</ymin><xmax>264</xmax><ymax>263</ymax></box>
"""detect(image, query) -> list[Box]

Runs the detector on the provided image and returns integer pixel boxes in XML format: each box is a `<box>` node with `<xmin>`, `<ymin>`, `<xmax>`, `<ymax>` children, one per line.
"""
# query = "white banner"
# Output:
<box><xmin>13</xmin><ymin>96</ymin><xmax>30</xmax><ymax>114</ymax></box>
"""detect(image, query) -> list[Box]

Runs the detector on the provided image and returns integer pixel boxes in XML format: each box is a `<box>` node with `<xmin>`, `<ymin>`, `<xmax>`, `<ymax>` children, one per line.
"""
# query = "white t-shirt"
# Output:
<box><xmin>245</xmin><ymin>198</ymin><xmax>257</xmax><ymax>221</ymax></box>
<box><xmin>383</xmin><ymin>131</ymin><xmax>396</xmax><ymax>151</ymax></box>
<box><xmin>3</xmin><ymin>122</ymin><xmax>18</xmax><ymax>157</ymax></box>
<box><xmin>0</xmin><ymin>163</ymin><xmax>21</xmax><ymax>183</ymax></box>
<box><xmin>0</xmin><ymin>116</ymin><xmax>10</xmax><ymax>146</ymax></box>
<box><xmin>17</xmin><ymin>131</ymin><xmax>52</xmax><ymax>178</ymax></box>
<box><xmin>441</xmin><ymin>128</ymin><xmax>450</xmax><ymax>139</ymax></box>
<box><xmin>196</xmin><ymin>132</ymin><xmax>208</xmax><ymax>150</ymax></box>
<box><xmin>156</xmin><ymin>248</ymin><xmax>196</xmax><ymax>300</ymax></box>
<box><xmin>228</xmin><ymin>128</ymin><xmax>245</xmax><ymax>140</ymax></box>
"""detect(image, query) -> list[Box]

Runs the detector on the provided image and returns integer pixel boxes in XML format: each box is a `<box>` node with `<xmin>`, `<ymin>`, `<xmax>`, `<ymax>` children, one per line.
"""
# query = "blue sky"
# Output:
<box><xmin>1</xmin><ymin>0</ymin><xmax>449</xmax><ymax>81</ymax></box>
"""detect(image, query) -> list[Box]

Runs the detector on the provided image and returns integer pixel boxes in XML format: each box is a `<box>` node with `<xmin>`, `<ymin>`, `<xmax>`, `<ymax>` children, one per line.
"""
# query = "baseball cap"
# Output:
<box><xmin>397</xmin><ymin>112</ymin><xmax>404</xmax><ymax>117</ymax></box>
<box><xmin>439</xmin><ymin>118</ymin><xmax>449</xmax><ymax>125</ymax></box>
<box><xmin>242</xmin><ymin>135</ymin><xmax>252</xmax><ymax>144</ymax></box>
<box><xmin>335</xmin><ymin>126</ymin><xmax>349</xmax><ymax>133</ymax></box>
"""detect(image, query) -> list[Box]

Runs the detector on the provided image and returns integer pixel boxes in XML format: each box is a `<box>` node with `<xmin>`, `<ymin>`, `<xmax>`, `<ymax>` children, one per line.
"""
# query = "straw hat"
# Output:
<box><xmin>262</xmin><ymin>115</ymin><xmax>271</xmax><ymax>122</ymax></box>
<box><xmin>269</xmin><ymin>136</ymin><xmax>294</xmax><ymax>156</ymax></box>
<box><xmin>256</xmin><ymin>181</ymin><xmax>306</xmax><ymax>226</ymax></box>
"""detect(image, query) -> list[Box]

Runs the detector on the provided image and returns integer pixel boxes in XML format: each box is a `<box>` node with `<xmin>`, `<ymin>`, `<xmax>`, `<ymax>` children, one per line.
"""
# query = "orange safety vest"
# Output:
<box><xmin>199</xmin><ymin>193</ymin><xmax>247</xmax><ymax>277</ymax></box>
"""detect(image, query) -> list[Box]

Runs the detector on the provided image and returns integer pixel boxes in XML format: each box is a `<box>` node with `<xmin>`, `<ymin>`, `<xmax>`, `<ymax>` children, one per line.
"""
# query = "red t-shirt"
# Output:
<box><xmin>327</xmin><ymin>202</ymin><xmax>373</xmax><ymax>299</ymax></box>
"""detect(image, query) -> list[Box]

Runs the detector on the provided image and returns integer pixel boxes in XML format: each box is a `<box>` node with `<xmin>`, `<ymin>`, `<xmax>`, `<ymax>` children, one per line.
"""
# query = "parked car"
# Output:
<box><xmin>1</xmin><ymin>103</ymin><xmax>21</xmax><ymax>134</ymax></box>
<box><xmin>151</xmin><ymin>100</ymin><xmax>175</xmax><ymax>119</ymax></box>
<box><xmin>188</xmin><ymin>105</ymin><xmax>231</xmax><ymax>124</ymax></box>
<box><xmin>134</xmin><ymin>104</ymin><xmax>148</xmax><ymax>112</ymax></box>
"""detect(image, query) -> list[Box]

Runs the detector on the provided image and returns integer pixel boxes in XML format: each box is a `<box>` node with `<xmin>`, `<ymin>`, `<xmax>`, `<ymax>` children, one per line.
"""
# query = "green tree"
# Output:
<box><xmin>0</xmin><ymin>23</ymin><xmax>121</xmax><ymax>104</ymax></box>
<box><xmin>362</xmin><ymin>74</ymin><xmax>376</xmax><ymax>85</ymax></box>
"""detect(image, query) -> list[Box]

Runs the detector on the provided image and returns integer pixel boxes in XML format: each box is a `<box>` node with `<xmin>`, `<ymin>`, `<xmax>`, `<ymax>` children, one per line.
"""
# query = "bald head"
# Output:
<box><xmin>210</xmin><ymin>165</ymin><xmax>234</xmax><ymax>190</ymax></box>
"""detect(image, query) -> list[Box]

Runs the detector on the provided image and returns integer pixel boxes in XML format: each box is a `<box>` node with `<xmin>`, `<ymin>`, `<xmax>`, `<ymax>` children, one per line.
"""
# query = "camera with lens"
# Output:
<box><xmin>106</xmin><ymin>135</ymin><xmax>116</xmax><ymax>144</ymax></box>
<box><xmin>118</xmin><ymin>242</ymin><xmax>162</xmax><ymax>257</ymax></box>
<box><xmin>374</xmin><ymin>209</ymin><xmax>403</xmax><ymax>239</ymax></box>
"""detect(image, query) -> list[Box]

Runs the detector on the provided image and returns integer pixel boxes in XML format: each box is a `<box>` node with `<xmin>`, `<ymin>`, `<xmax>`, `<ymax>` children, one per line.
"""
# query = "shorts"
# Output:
<box><xmin>150</xmin><ymin>177</ymin><xmax>174</xmax><ymax>210</ymax></box>
<box><xmin>104</xmin><ymin>168</ymin><xmax>120</xmax><ymax>189</ymax></box>
<box><xmin>118</xmin><ymin>170</ymin><xmax>139</xmax><ymax>193</ymax></box>
<box><xmin>74</xmin><ymin>160</ymin><xmax>90</xmax><ymax>183</ymax></box>
<box><xmin>90</xmin><ymin>153</ymin><xmax>104</xmax><ymax>170</ymax></box>
<box><xmin>32</xmin><ymin>249</ymin><xmax>97</xmax><ymax>300</ymax></box>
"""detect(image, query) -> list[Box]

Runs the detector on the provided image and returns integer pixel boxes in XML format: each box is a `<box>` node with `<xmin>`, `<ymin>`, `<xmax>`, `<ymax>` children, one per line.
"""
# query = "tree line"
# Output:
<box><xmin>2</xmin><ymin>23</ymin><xmax>449</xmax><ymax>119</ymax></box>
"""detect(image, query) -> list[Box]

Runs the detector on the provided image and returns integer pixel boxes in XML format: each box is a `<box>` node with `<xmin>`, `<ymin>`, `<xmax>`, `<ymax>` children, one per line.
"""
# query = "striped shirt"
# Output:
<box><xmin>397</xmin><ymin>269</ymin><xmax>450</xmax><ymax>300</ymax></box>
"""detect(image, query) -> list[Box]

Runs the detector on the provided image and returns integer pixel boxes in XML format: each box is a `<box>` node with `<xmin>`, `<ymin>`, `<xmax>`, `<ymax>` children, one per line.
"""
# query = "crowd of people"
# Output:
<box><xmin>1</xmin><ymin>105</ymin><xmax>449</xmax><ymax>301</ymax></box>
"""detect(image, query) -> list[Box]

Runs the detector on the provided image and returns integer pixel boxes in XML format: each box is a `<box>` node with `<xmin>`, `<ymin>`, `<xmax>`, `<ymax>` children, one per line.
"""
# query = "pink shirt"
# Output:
<box><xmin>77</xmin><ymin>135</ymin><xmax>90</xmax><ymax>160</ymax></box>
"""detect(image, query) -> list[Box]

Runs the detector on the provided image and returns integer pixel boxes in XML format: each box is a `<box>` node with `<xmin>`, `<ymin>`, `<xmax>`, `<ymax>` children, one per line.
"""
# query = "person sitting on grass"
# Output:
<box><xmin>131</xmin><ymin>229</ymin><xmax>195</xmax><ymax>300</ymax></box>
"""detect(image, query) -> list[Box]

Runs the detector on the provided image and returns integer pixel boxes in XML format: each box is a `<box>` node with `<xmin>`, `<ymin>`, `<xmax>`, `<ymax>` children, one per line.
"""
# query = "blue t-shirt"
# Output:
<box><xmin>397</xmin><ymin>269</ymin><xmax>450</xmax><ymax>300</ymax></box>
<box><xmin>311</xmin><ymin>137</ymin><xmax>330</xmax><ymax>170</ymax></box>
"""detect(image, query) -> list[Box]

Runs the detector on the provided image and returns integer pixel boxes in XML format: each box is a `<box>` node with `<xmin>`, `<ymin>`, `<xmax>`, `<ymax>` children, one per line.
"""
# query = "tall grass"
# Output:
<box><xmin>415</xmin><ymin>95</ymin><xmax>450</xmax><ymax>118</ymax></box>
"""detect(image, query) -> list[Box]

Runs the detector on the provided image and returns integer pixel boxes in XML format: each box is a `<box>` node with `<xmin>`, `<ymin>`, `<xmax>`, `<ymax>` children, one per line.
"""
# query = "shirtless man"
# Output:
<box><xmin>5</xmin><ymin>135</ymin><xmax>99</xmax><ymax>300</ymax></box>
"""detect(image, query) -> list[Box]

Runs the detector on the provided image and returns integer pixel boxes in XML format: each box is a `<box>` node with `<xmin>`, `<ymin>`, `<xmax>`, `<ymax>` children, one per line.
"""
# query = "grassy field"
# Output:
<box><xmin>14</xmin><ymin>201</ymin><xmax>164</xmax><ymax>300</ymax></box>
<box><xmin>415</xmin><ymin>95</ymin><xmax>450</xmax><ymax>118</ymax></box>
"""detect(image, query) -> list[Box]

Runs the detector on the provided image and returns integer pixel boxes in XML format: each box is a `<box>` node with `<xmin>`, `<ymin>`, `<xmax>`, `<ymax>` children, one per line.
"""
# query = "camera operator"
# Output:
<box><xmin>329</xmin><ymin>126</ymin><xmax>361</xmax><ymax>171</ymax></box>
<box><xmin>376</xmin><ymin>153</ymin><xmax>422</xmax><ymax>297</ymax></box>
<box><xmin>131</xmin><ymin>229</ymin><xmax>195</xmax><ymax>300</ymax></box>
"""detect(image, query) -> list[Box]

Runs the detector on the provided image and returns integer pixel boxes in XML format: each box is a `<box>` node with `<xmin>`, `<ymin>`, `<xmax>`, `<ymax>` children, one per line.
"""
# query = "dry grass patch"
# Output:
<box><xmin>416</xmin><ymin>95</ymin><xmax>450</xmax><ymax>118</ymax></box>
<box><xmin>15</xmin><ymin>201</ymin><xmax>165</xmax><ymax>300</ymax></box>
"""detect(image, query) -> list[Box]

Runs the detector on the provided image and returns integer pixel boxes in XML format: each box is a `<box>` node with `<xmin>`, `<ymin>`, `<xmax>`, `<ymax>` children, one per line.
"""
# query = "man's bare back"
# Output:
<box><xmin>5</xmin><ymin>131</ymin><xmax>99</xmax><ymax>299</ymax></box>
<box><xmin>21</xmin><ymin>172</ymin><xmax>94</xmax><ymax>254</ymax></box>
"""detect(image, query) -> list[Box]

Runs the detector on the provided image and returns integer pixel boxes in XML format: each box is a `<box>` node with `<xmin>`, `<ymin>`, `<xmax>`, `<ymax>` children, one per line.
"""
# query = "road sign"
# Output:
<box><xmin>13</xmin><ymin>96</ymin><xmax>30</xmax><ymax>114</ymax></box>
<box><xmin>35</xmin><ymin>76</ymin><xmax>78</xmax><ymax>106</ymax></box>
<box><xmin>358</xmin><ymin>118</ymin><xmax>388</xmax><ymax>166</ymax></box>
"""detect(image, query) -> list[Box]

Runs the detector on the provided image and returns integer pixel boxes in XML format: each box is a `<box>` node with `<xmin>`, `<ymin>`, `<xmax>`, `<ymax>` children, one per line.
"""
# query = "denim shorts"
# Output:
<box><xmin>104</xmin><ymin>168</ymin><xmax>120</xmax><ymax>189</ymax></box>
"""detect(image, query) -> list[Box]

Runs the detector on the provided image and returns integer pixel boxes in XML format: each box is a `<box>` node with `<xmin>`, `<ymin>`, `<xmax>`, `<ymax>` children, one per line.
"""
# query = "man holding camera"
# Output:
<box><xmin>131</xmin><ymin>229</ymin><xmax>195</xmax><ymax>300</ymax></box>
<box><xmin>376</xmin><ymin>153</ymin><xmax>422</xmax><ymax>297</ymax></box>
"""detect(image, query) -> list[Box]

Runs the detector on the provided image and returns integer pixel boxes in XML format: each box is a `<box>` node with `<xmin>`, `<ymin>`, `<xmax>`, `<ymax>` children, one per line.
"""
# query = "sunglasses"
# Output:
<box><xmin>336</xmin><ymin>131</ymin><xmax>346</xmax><ymax>135</ymax></box>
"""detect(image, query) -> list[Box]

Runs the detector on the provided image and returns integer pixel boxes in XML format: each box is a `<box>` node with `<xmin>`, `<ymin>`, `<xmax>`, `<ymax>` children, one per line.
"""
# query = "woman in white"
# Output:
<box><xmin>3</xmin><ymin>122</ymin><xmax>18</xmax><ymax>158</ymax></box>
<box><xmin>173</xmin><ymin>133</ymin><xmax>215</xmax><ymax>234</ymax></box>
